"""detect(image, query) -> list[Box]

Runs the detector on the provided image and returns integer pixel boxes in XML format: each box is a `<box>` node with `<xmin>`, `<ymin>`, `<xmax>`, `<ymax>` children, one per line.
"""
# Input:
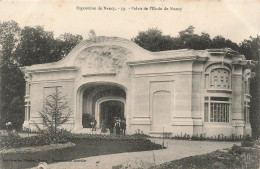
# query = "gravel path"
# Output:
<box><xmin>35</xmin><ymin>139</ymin><xmax>239</xmax><ymax>169</ymax></box>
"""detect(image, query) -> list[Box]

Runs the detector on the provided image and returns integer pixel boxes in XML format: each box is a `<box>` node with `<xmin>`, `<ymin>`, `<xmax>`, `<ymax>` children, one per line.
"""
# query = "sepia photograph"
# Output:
<box><xmin>0</xmin><ymin>0</ymin><xmax>260</xmax><ymax>168</ymax></box>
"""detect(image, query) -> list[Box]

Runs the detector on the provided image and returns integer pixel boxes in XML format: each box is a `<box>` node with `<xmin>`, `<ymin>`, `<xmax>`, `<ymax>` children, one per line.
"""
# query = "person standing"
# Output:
<box><xmin>93</xmin><ymin>118</ymin><xmax>97</xmax><ymax>131</ymax></box>
<box><xmin>115</xmin><ymin>120</ymin><xmax>120</xmax><ymax>135</ymax></box>
<box><xmin>121</xmin><ymin>120</ymin><xmax>127</xmax><ymax>136</ymax></box>
<box><xmin>101</xmin><ymin>120</ymin><xmax>107</xmax><ymax>133</ymax></box>
<box><xmin>109</xmin><ymin>120</ymin><xmax>114</xmax><ymax>134</ymax></box>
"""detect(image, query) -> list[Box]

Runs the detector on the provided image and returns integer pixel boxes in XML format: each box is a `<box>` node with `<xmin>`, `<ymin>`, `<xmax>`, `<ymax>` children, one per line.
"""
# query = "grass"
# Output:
<box><xmin>150</xmin><ymin>145</ymin><xmax>260</xmax><ymax>169</ymax></box>
<box><xmin>0</xmin><ymin>134</ymin><xmax>163</xmax><ymax>169</ymax></box>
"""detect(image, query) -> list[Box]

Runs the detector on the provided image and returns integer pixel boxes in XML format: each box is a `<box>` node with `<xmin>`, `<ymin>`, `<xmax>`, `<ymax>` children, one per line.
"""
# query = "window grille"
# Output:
<box><xmin>204</xmin><ymin>97</ymin><xmax>230</xmax><ymax>122</ymax></box>
<box><xmin>244</xmin><ymin>102</ymin><xmax>250</xmax><ymax>124</ymax></box>
<box><xmin>209</xmin><ymin>68</ymin><xmax>231</xmax><ymax>89</ymax></box>
<box><xmin>25</xmin><ymin>101</ymin><xmax>31</xmax><ymax>121</ymax></box>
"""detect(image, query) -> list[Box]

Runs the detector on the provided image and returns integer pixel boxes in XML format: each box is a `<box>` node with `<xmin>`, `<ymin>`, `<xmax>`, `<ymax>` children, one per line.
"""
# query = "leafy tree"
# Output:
<box><xmin>36</xmin><ymin>87</ymin><xmax>71</xmax><ymax>140</ymax></box>
<box><xmin>132</xmin><ymin>26</ymin><xmax>239</xmax><ymax>51</ymax></box>
<box><xmin>239</xmin><ymin>36</ymin><xmax>260</xmax><ymax>137</ymax></box>
<box><xmin>0</xmin><ymin>22</ymin><xmax>82</xmax><ymax>130</ymax></box>
<box><xmin>55</xmin><ymin>33</ymin><xmax>83</xmax><ymax>58</ymax></box>
<box><xmin>132</xmin><ymin>28</ymin><xmax>181</xmax><ymax>51</ymax></box>
<box><xmin>14</xmin><ymin>26</ymin><xmax>57</xmax><ymax>66</ymax></box>
<box><xmin>0</xmin><ymin>21</ymin><xmax>25</xmax><ymax>129</ymax></box>
<box><xmin>211</xmin><ymin>35</ymin><xmax>239</xmax><ymax>51</ymax></box>
<box><xmin>178</xmin><ymin>26</ymin><xmax>213</xmax><ymax>50</ymax></box>
<box><xmin>15</xmin><ymin>27</ymin><xmax>83</xmax><ymax>67</ymax></box>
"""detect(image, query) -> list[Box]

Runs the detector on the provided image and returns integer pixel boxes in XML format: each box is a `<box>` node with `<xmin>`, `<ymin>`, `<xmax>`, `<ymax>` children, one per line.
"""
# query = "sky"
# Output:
<box><xmin>0</xmin><ymin>0</ymin><xmax>259</xmax><ymax>44</ymax></box>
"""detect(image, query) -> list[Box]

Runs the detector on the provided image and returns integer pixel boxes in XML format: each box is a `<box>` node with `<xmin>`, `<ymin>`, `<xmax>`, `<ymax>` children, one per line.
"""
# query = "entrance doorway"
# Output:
<box><xmin>80</xmin><ymin>83</ymin><xmax>126</xmax><ymax>130</ymax></box>
<box><xmin>100</xmin><ymin>100</ymin><xmax>125</xmax><ymax>129</ymax></box>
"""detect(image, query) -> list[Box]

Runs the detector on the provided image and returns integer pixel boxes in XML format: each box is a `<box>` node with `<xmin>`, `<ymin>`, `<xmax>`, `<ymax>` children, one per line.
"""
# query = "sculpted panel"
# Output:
<box><xmin>74</xmin><ymin>45</ymin><xmax>131</xmax><ymax>75</ymax></box>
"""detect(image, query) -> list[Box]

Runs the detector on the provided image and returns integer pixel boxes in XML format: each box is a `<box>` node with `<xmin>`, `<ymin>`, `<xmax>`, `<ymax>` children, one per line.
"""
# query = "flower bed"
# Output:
<box><xmin>0</xmin><ymin>132</ymin><xmax>163</xmax><ymax>169</ymax></box>
<box><xmin>171</xmin><ymin>133</ymin><xmax>252</xmax><ymax>142</ymax></box>
<box><xmin>0</xmin><ymin>133</ymin><xmax>66</xmax><ymax>149</ymax></box>
<box><xmin>0</xmin><ymin>142</ymin><xmax>75</xmax><ymax>155</ymax></box>
<box><xmin>150</xmin><ymin>145</ymin><xmax>260</xmax><ymax>169</ymax></box>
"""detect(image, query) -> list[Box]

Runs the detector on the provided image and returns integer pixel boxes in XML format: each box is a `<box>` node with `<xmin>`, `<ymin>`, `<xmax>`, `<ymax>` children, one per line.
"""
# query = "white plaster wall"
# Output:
<box><xmin>24</xmin><ymin>71</ymin><xmax>75</xmax><ymax>131</ymax></box>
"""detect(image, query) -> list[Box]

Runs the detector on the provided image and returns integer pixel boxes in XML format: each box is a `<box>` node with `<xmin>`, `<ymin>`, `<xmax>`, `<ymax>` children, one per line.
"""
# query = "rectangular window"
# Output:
<box><xmin>204</xmin><ymin>103</ymin><xmax>208</xmax><ymax>122</ymax></box>
<box><xmin>210</xmin><ymin>103</ymin><xmax>229</xmax><ymax>122</ymax></box>
<box><xmin>28</xmin><ymin>102</ymin><xmax>31</xmax><ymax>120</ymax></box>
<box><xmin>25</xmin><ymin>107</ymin><xmax>27</xmax><ymax>121</ymax></box>
<box><xmin>25</xmin><ymin>101</ymin><xmax>31</xmax><ymax>121</ymax></box>
<box><xmin>244</xmin><ymin>102</ymin><xmax>250</xmax><ymax>124</ymax></box>
<box><xmin>205</xmin><ymin>97</ymin><xmax>230</xmax><ymax>123</ymax></box>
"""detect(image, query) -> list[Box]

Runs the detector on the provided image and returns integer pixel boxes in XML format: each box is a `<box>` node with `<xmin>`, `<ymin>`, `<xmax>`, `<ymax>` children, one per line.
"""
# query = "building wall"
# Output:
<box><xmin>22</xmin><ymin>38</ymin><xmax>254</xmax><ymax>137</ymax></box>
<box><xmin>23</xmin><ymin>71</ymin><xmax>76</xmax><ymax>131</ymax></box>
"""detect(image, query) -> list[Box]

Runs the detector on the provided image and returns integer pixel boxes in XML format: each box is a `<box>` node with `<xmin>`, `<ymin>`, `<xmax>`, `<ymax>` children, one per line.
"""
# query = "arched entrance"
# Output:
<box><xmin>96</xmin><ymin>97</ymin><xmax>125</xmax><ymax>128</ymax></box>
<box><xmin>77</xmin><ymin>82</ymin><xmax>126</xmax><ymax>130</ymax></box>
<box><xmin>97</xmin><ymin>99</ymin><xmax>125</xmax><ymax>128</ymax></box>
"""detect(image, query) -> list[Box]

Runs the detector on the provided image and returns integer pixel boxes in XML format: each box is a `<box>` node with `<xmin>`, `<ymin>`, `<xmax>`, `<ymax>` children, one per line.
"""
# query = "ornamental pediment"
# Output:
<box><xmin>74</xmin><ymin>45</ymin><xmax>131</xmax><ymax>75</ymax></box>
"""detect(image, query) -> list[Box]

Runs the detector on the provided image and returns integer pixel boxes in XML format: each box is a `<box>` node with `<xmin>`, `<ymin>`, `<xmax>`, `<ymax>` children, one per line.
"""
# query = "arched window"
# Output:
<box><xmin>210</xmin><ymin>68</ymin><xmax>231</xmax><ymax>89</ymax></box>
<box><xmin>205</xmin><ymin>64</ymin><xmax>231</xmax><ymax>90</ymax></box>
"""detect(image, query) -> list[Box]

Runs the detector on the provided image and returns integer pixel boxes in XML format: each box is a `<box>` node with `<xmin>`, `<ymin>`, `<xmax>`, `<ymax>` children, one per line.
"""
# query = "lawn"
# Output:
<box><xmin>0</xmin><ymin>134</ymin><xmax>163</xmax><ymax>169</ymax></box>
<box><xmin>150</xmin><ymin>145</ymin><xmax>260</xmax><ymax>169</ymax></box>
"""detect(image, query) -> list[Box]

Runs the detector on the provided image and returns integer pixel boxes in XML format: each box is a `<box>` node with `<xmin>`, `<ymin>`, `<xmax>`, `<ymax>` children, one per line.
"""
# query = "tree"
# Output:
<box><xmin>239</xmin><ymin>36</ymin><xmax>260</xmax><ymax>137</ymax></box>
<box><xmin>15</xmin><ymin>27</ymin><xmax>83</xmax><ymax>67</ymax></box>
<box><xmin>132</xmin><ymin>28</ymin><xmax>181</xmax><ymax>51</ymax></box>
<box><xmin>132</xmin><ymin>26</ymin><xmax>239</xmax><ymax>51</ymax></box>
<box><xmin>36</xmin><ymin>87</ymin><xmax>71</xmax><ymax>140</ymax></box>
<box><xmin>211</xmin><ymin>35</ymin><xmax>239</xmax><ymax>51</ymax></box>
<box><xmin>0</xmin><ymin>21</ymin><xmax>25</xmax><ymax>129</ymax></box>
<box><xmin>0</xmin><ymin>21</ymin><xmax>82</xmax><ymax>130</ymax></box>
<box><xmin>55</xmin><ymin>33</ymin><xmax>83</xmax><ymax>58</ymax></box>
<box><xmin>14</xmin><ymin>26</ymin><xmax>57</xmax><ymax>66</ymax></box>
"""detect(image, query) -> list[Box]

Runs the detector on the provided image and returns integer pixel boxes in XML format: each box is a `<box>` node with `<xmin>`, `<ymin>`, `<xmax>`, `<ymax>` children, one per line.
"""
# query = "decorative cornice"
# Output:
<box><xmin>232</xmin><ymin>60</ymin><xmax>258</xmax><ymax>69</ymax></box>
<box><xmin>82</xmin><ymin>73</ymin><xmax>116</xmax><ymax>77</ymax></box>
<box><xmin>24</xmin><ymin>66</ymin><xmax>78</xmax><ymax>74</ymax></box>
<box><xmin>127</xmin><ymin>56</ymin><xmax>208</xmax><ymax>66</ymax></box>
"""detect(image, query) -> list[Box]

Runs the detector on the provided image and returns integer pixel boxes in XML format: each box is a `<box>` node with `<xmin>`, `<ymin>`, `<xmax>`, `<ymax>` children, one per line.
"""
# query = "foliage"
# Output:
<box><xmin>15</xmin><ymin>27</ymin><xmax>82</xmax><ymax>66</ymax></box>
<box><xmin>1</xmin><ymin>133</ymin><xmax>162</xmax><ymax>169</ymax></box>
<box><xmin>35</xmin><ymin>87</ymin><xmax>71</xmax><ymax>141</ymax></box>
<box><xmin>14</xmin><ymin>26</ymin><xmax>56</xmax><ymax>66</ymax></box>
<box><xmin>82</xmin><ymin>113</ymin><xmax>95</xmax><ymax>128</ymax></box>
<box><xmin>0</xmin><ymin>21</ymin><xmax>82</xmax><ymax>130</ymax></box>
<box><xmin>151</xmin><ymin>145</ymin><xmax>259</xmax><ymax>169</ymax></box>
<box><xmin>0</xmin><ymin>21</ymin><xmax>25</xmax><ymax>129</ymax></box>
<box><xmin>132</xmin><ymin>28</ymin><xmax>182</xmax><ymax>51</ymax></box>
<box><xmin>241</xmin><ymin>135</ymin><xmax>254</xmax><ymax>147</ymax></box>
<box><xmin>132</xmin><ymin>26</ymin><xmax>239</xmax><ymax>51</ymax></box>
<box><xmin>172</xmin><ymin>133</ymin><xmax>251</xmax><ymax>142</ymax></box>
<box><xmin>55</xmin><ymin>33</ymin><xmax>83</xmax><ymax>58</ymax></box>
<box><xmin>63</xmin><ymin>132</ymin><xmax>153</xmax><ymax>142</ymax></box>
<box><xmin>239</xmin><ymin>36</ymin><xmax>260</xmax><ymax>138</ymax></box>
<box><xmin>0</xmin><ymin>132</ymin><xmax>69</xmax><ymax>150</ymax></box>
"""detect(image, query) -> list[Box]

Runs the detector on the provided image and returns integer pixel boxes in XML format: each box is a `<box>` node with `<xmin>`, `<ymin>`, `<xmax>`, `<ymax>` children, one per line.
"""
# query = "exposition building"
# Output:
<box><xmin>21</xmin><ymin>36</ymin><xmax>256</xmax><ymax>137</ymax></box>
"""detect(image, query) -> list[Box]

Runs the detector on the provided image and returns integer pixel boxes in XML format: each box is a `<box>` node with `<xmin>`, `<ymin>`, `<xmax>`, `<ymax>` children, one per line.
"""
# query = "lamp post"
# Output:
<box><xmin>162</xmin><ymin>126</ymin><xmax>164</xmax><ymax>148</ymax></box>
<box><xmin>256</xmin><ymin>35</ymin><xmax>260</xmax><ymax>138</ymax></box>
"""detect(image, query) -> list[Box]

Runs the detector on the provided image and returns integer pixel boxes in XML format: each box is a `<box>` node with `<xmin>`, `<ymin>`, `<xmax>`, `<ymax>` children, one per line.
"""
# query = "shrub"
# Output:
<box><xmin>241</xmin><ymin>135</ymin><xmax>254</xmax><ymax>147</ymax></box>
<box><xmin>82</xmin><ymin>113</ymin><xmax>95</xmax><ymax>128</ymax></box>
<box><xmin>0</xmin><ymin>131</ymin><xmax>71</xmax><ymax>149</ymax></box>
<box><xmin>230</xmin><ymin>144</ymin><xmax>243</xmax><ymax>155</ymax></box>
